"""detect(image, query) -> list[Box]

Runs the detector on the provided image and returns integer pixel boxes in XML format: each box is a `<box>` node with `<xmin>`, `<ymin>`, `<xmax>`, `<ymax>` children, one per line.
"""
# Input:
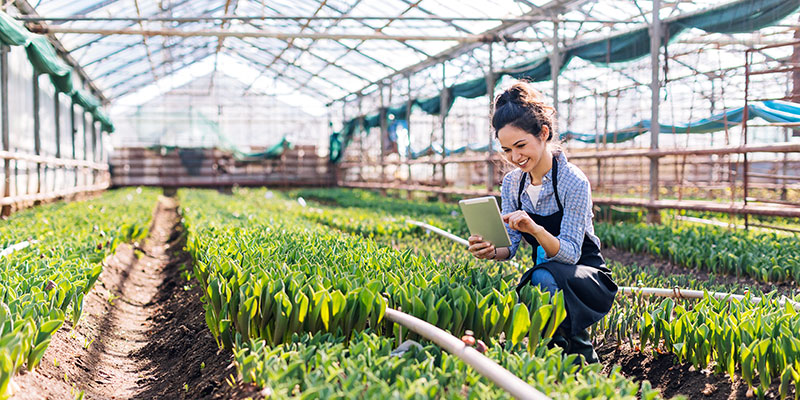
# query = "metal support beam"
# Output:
<box><xmin>1</xmin><ymin>45</ymin><xmax>9</xmax><ymax>217</ymax></box>
<box><xmin>439</xmin><ymin>63</ymin><xmax>447</xmax><ymax>197</ymax></box>
<box><xmin>486</xmin><ymin>41</ymin><xmax>495</xmax><ymax>193</ymax></box>
<box><xmin>550</xmin><ymin>19</ymin><xmax>560</xmax><ymax>118</ymax></box>
<box><xmin>379</xmin><ymin>83</ymin><xmax>387</xmax><ymax>185</ymax></box>
<box><xmin>18</xmin><ymin>15</ymin><xmax>641</xmax><ymax>24</ymax></box>
<box><xmin>648</xmin><ymin>0</ymin><xmax>661</xmax><ymax>224</ymax></box>
<box><xmin>35</xmin><ymin>26</ymin><xmax>503</xmax><ymax>42</ymax></box>
<box><xmin>70</xmin><ymin>0</ymin><xmax>219</xmax><ymax>53</ymax></box>
<box><xmin>331</xmin><ymin>0</ymin><xmax>582</xmax><ymax>104</ymax></box>
<box><xmin>406</xmin><ymin>76</ymin><xmax>413</xmax><ymax>193</ymax></box>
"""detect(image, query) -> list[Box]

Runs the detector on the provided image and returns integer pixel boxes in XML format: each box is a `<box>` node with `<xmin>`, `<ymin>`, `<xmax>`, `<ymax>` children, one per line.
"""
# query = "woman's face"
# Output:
<box><xmin>497</xmin><ymin>124</ymin><xmax>549</xmax><ymax>173</ymax></box>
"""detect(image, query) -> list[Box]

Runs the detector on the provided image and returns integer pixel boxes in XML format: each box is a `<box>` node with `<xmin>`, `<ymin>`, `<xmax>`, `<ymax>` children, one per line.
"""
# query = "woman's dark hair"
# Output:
<box><xmin>491</xmin><ymin>81</ymin><xmax>557</xmax><ymax>141</ymax></box>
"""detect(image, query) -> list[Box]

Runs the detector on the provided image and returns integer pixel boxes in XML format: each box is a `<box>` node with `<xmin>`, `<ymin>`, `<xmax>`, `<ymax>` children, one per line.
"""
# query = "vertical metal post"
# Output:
<box><xmin>358</xmin><ymin>95</ymin><xmax>364</xmax><ymax>181</ymax></box>
<box><xmin>33</xmin><ymin>74</ymin><xmax>42</xmax><ymax>195</ymax></box>
<box><xmin>83</xmin><ymin>110</ymin><xmax>89</xmax><ymax>186</ymax></box>
<box><xmin>743</xmin><ymin>50</ymin><xmax>751</xmax><ymax>229</ymax></box>
<box><xmin>406</xmin><ymin>76</ymin><xmax>413</xmax><ymax>194</ymax></box>
<box><xmin>1</xmin><ymin>45</ymin><xmax>10</xmax><ymax>217</ymax></box>
<box><xmin>70</xmin><ymin>102</ymin><xmax>77</xmax><ymax>187</ymax></box>
<box><xmin>550</xmin><ymin>19</ymin><xmax>560</xmax><ymax>117</ymax></box>
<box><xmin>83</xmin><ymin>110</ymin><xmax>88</xmax><ymax>161</ymax></box>
<box><xmin>91</xmin><ymin>120</ymin><xmax>97</xmax><ymax>163</ymax></box>
<box><xmin>54</xmin><ymin>92</ymin><xmax>61</xmax><ymax>193</ymax></box>
<box><xmin>440</xmin><ymin>63</ymin><xmax>447</xmax><ymax>197</ymax></box>
<box><xmin>379</xmin><ymin>83</ymin><xmax>387</xmax><ymax>189</ymax></box>
<box><xmin>648</xmin><ymin>0</ymin><xmax>662</xmax><ymax>224</ymax></box>
<box><xmin>486</xmin><ymin>41</ymin><xmax>495</xmax><ymax>193</ymax></box>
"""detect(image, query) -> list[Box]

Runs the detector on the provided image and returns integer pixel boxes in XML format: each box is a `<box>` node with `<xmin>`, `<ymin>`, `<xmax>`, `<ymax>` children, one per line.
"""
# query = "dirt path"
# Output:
<box><xmin>11</xmin><ymin>196</ymin><xmax>258</xmax><ymax>400</ymax></box>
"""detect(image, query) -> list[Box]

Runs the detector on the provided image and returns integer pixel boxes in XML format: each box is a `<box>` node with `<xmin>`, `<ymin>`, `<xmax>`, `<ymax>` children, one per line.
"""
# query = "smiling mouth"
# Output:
<box><xmin>518</xmin><ymin>158</ymin><xmax>529</xmax><ymax>167</ymax></box>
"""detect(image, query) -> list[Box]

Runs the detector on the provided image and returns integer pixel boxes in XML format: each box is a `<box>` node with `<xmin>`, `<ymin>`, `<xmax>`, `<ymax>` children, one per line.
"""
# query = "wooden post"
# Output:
<box><xmin>486</xmin><ymin>41</ymin><xmax>495</xmax><ymax>194</ymax></box>
<box><xmin>648</xmin><ymin>0</ymin><xmax>662</xmax><ymax>224</ymax></box>
<box><xmin>33</xmin><ymin>74</ymin><xmax>42</xmax><ymax>196</ymax></box>
<box><xmin>1</xmin><ymin>45</ymin><xmax>10</xmax><ymax>217</ymax></box>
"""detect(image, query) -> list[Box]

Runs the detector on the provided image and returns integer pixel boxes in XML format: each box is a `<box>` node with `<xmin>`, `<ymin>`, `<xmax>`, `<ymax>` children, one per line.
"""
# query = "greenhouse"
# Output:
<box><xmin>1</xmin><ymin>0</ymin><xmax>799</xmax><ymax>398</ymax></box>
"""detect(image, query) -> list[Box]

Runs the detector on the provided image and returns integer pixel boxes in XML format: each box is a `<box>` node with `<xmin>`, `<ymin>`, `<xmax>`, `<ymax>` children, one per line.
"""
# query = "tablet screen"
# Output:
<box><xmin>458</xmin><ymin>196</ymin><xmax>511</xmax><ymax>248</ymax></box>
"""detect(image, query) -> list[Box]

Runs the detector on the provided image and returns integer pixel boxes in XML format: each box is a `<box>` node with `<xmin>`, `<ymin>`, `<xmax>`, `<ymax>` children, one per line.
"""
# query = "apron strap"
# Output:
<box><xmin>516</xmin><ymin>172</ymin><xmax>527</xmax><ymax>211</ymax></box>
<box><xmin>551</xmin><ymin>154</ymin><xmax>563</xmax><ymax>212</ymax></box>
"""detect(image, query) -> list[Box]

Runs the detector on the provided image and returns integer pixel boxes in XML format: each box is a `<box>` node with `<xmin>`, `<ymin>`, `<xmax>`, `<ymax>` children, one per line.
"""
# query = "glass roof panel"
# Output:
<box><xmin>10</xmin><ymin>0</ymin><xmax>792</xmax><ymax>113</ymax></box>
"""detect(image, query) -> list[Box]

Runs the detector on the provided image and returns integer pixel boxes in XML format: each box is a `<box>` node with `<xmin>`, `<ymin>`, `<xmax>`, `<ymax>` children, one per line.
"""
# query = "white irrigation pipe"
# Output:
<box><xmin>620</xmin><ymin>286</ymin><xmax>800</xmax><ymax>311</ymax></box>
<box><xmin>406</xmin><ymin>219</ymin><xmax>469</xmax><ymax>247</ymax></box>
<box><xmin>408</xmin><ymin>221</ymin><xmax>800</xmax><ymax>311</ymax></box>
<box><xmin>384</xmin><ymin>307</ymin><xmax>548</xmax><ymax>400</ymax></box>
<box><xmin>0</xmin><ymin>240</ymin><xmax>35</xmax><ymax>258</ymax></box>
<box><xmin>406</xmin><ymin>219</ymin><xmax>524</xmax><ymax>269</ymax></box>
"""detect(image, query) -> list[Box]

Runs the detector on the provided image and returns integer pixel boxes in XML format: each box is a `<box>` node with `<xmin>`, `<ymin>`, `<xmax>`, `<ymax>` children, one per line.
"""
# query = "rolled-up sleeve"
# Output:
<box><xmin>500</xmin><ymin>172</ymin><xmax>522</xmax><ymax>261</ymax></box>
<box><xmin>547</xmin><ymin>178</ymin><xmax>591</xmax><ymax>265</ymax></box>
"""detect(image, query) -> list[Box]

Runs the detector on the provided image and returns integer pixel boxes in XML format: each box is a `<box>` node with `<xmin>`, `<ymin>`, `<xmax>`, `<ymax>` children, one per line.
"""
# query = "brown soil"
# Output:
<box><xmin>598</xmin><ymin>341</ymin><xmax>792</xmax><ymax>400</ymax></box>
<box><xmin>10</xmin><ymin>196</ymin><xmax>260</xmax><ymax>400</ymax></box>
<box><xmin>602</xmin><ymin>246</ymin><xmax>796</xmax><ymax>296</ymax></box>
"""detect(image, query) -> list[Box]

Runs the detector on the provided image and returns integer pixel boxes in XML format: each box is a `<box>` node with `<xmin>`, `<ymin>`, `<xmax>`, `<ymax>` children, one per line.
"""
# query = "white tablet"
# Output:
<box><xmin>458</xmin><ymin>196</ymin><xmax>512</xmax><ymax>248</ymax></box>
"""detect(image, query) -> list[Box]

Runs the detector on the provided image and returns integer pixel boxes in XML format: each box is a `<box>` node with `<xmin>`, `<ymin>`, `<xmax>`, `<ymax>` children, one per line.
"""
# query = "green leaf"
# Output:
<box><xmin>509</xmin><ymin>304</ymin><xmax>529</xmax><ymax>347</ymax></box>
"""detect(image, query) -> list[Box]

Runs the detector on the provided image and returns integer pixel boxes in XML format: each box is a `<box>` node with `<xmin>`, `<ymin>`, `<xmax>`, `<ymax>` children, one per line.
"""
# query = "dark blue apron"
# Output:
<box><xmin>515</xmin><ymin>155</ymin><xmax>617</xmax><ymax>335</ymax></box>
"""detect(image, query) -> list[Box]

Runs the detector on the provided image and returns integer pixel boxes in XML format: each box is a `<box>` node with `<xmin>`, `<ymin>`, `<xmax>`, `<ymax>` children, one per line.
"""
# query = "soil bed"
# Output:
<box><xmin>12</xmin><ymin>196</ymin><xmax>258</xmax><ymax>399</ymax></box>
<box><xmin>597</xmin><ymin>341</ymin><xmax>793</xmax><ymax>400</ymax></box>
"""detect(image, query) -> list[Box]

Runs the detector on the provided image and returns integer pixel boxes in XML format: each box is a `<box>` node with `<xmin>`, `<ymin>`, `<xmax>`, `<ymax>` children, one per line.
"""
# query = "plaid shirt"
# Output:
<box><xmin>499</xmin><ymin>151</ymin><xmax>601</xmax><ymax>265</ymax></box>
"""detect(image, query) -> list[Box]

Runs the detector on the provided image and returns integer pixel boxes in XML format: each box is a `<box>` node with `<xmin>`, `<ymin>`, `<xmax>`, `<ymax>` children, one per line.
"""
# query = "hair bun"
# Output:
<box><xmin>491</xmin><ymin>80</ymin><xmax>558</xmax><ymax>141</ymax></box>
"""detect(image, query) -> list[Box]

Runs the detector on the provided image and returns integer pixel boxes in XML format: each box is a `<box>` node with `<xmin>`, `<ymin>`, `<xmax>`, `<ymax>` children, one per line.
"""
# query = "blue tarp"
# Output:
<box><xmin>562</xmin><ymin>100</ymin><xmax>800</xmax><ymax>143</ymax></box>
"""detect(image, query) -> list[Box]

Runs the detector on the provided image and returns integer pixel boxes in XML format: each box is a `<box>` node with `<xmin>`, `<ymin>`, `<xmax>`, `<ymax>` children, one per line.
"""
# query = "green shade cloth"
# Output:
<box><xmin>506</xmin><ymin>57</ymin><xmax>554</xmax><ymax>81</ymax></box>
<box><xmin>0</xmin><ymin>10</ymin><xmax>32</xmax><ymax>46</ymax></box>
<box><xmin>363</xmin><ymin>112</ymin><xmax>381</xmax><ymax>129</ymax></box>
<box><xmin>26</xmin><ymin>35</ymin><xmax>76</xmax><ymax>94</ymax></box>
<box><xmin>232</xmin><ymin>136</ymin><xmax>292</xmax><ymax>160</ymax></box>
<box><xmin>673</xmin><ymin>0</ymin><xmax>800</xmax><ymax>34</ymax></box>
<box><xmin>49</xmin><ymin>72</ymin><xmax>74</xmax><ymax>94</ymax></box>
<box><xmin>72</xmin><ymin>89</ymin><xmax>102</xmax><ymax>111</ymax></box>
<box><xmin>414</xmin><ymin>87</ymin><xmax>455</xmax><ymax>115</ymax></box>
<box><xmin>25</xmin><ymin>35</ymin><xmax>71</xmax><ymax>76</ymax></box>
<box><xmin>450</xmin><ymin>77</ymin><xmax>487</xmax><ymax>99</ymax></box>
<box><xmin>1</xmin><ymin>10</ymin><xmax>113</xmax><ymax>132</ymax></box>
<box><xmin>387</xmin><ymin>103</ymin><xmax>409</xmax><ymax>121</ymax></box>
<box><xmin>92</xmin><ymin>108</ymin><xmax>115</xmax><ymax>133</ymax></box>
<box><xmin>329</xmin><ymin>118</ymin><xmax>362</xmax><ymax>163</ymax></box>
